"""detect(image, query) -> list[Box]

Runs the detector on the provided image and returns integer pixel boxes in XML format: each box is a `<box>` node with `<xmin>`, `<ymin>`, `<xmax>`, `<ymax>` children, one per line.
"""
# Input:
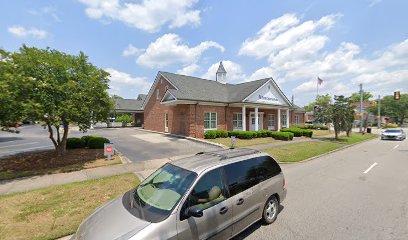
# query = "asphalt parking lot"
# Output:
<box><xmin>0</xmin><ymin>124</ymin><xmax>221</xmax><ymax>161</ymax></box>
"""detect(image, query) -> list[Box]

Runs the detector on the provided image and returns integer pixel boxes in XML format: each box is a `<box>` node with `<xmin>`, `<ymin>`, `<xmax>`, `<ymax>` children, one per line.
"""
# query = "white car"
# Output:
<box><xmin>381</xmin><ymin>129</ymin><xmax>406</xmax><ymax>141</ymax></box>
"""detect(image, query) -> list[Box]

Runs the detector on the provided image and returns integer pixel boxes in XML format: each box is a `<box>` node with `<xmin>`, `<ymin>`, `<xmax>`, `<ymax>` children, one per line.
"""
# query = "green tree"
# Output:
<box><xmin>331</xmin><ymin>95</ymin><xmax>354</xmax><ymax>139</ymax></box>
<box><xmin>381</xmin><ymin>94</ymin><xmax>408</xmax><ymax>124</ymax></box>
<box><xmin>350</xmin><ymin>91</ymin><xmax>373</xmax><ymax>103</ymax></box>
<box><xmin>8</xmin><ymin>45</ymin><xmax>113</xmax><ymax>155</ymax></box>
<box><xmin>304</xmin><ymin>94</ymin><xmax>331</xmax><ymax>112</ymax></box>
<box><xmin>0</xmin><ymin>50</ymin><xmax>25</xmax><ymax>127</ymax></box>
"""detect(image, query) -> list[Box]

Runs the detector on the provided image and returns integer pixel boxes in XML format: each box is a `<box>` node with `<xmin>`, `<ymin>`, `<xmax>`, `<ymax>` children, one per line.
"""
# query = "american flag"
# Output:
<box><xmin>317</xmin><ymin>77</ymin><xmax>323</xmax><ymax>85</ymax></box>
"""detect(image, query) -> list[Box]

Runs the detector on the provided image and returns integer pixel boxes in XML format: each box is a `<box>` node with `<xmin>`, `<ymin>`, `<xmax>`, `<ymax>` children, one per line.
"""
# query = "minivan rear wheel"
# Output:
<box><xmin>262</xmin><ymin>196</ymin><xmax>279</xmax><ymax>224</ymax></box>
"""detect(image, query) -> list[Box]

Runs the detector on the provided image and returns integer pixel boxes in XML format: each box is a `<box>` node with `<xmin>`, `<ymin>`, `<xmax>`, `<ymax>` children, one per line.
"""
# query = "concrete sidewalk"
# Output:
<box><xmin>0</xmin><ymin>154</ymin><xmax>192</xmax><ymax>195</ymax></box>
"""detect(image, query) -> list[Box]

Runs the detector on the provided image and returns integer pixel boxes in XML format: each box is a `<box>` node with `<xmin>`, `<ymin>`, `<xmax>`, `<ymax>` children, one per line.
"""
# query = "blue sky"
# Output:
<box><xmin>1</xmin><ymin>0</ymin><xmax>407</xmax><ymax>106</ymax></box>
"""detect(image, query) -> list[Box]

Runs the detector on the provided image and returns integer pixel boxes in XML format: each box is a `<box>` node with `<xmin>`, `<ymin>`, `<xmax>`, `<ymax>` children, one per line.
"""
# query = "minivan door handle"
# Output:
<box><xmin>237</xmin><ymin>198</ymin><xmax>244</xmax><ymax>205</ymax></box>
<box><xmin>219</xmin><ymin>206</ymin><xmax>229</xmax><ymax>215</ymax></box>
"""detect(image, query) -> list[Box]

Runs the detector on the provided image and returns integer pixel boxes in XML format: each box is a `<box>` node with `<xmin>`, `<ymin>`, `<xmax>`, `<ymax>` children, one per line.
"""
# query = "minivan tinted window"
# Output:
<box><xmin>224</xmin><ymin>156</ymin><xmax>281</xmax><ymax>197</ymax></box>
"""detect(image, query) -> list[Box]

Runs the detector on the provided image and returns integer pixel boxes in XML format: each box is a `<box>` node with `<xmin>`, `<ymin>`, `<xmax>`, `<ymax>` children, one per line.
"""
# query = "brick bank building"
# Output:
<box><xmin>143</xmin><ymin>62</ymin><xmax>305</xmax><ymax>138</ymax></box>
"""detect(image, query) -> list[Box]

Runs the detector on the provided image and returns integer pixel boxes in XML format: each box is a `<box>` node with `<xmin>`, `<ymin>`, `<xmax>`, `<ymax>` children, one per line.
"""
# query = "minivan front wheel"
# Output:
<box><xmin>262</xmin><ymin>196</ymin><xmax>278</xmax><ymax>224</ymax></box>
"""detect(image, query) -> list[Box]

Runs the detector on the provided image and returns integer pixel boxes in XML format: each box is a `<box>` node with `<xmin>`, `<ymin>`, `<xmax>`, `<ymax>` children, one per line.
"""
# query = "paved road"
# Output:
<box><xmin>0</xmin><ymin>125</ymin><xmax>220</xmax><ymax>161</ymax></box>
<box><xmin>235</xmin><ymin>135</ymin><xmax>408</xmax><ymax>239</ymax></box>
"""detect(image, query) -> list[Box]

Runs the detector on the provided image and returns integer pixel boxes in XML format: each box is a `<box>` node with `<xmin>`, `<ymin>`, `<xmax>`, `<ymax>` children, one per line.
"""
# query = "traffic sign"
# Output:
<box><xmin>104</xmin><ymin>143</ymin><xmax>114</xmax><ymax>160</ymax></box>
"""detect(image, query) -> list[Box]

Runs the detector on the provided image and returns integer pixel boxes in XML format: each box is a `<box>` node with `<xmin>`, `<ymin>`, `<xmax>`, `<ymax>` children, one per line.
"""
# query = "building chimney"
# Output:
<box><xmin>216</xmin><ymin>61</ymin><xmax>227</xmax><ymax>83</ymax></box>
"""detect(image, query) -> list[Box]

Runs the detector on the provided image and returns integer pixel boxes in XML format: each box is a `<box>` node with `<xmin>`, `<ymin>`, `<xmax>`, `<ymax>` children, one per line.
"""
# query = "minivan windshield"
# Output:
<box><xmin>129</xmin><ymin>163</ymin><xmax>197</xmax><ymax>222</ymax></box>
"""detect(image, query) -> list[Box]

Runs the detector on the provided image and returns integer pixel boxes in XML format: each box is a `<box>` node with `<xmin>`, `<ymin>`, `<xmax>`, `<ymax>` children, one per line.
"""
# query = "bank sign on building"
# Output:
<box><xmin>142</xmin><ymin>62</ymin><xmax>305</xmax><ymax>138</ymax></box>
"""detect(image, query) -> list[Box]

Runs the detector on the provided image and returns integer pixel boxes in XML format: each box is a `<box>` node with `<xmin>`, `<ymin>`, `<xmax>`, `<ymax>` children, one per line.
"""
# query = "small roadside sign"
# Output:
<box><xmin>104</xmin><ymin>143</ymin><xmax>114</xmax><ymax>160</ymax></box>
<box><xmin>231</xmin><ymin>136</ymin><xmax>236</xmax><ymax>148</ymax></box>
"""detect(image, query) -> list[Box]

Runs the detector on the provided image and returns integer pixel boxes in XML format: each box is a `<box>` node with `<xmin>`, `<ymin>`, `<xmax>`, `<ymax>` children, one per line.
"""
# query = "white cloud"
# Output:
<box><xmin>136</xmin><ymin>33</ymin><xmax>224</xmax><ymax>68</ymax></box>
<box><xmin>239</xmin><ymin>13</ymin><xmax>340</xmax><ymax>59</ymax></box>
<box><xmin>8</xmin><ymin>26</ymin><xmax>48</xmax><ymax>39</ymax></box>
<box><xmin>202</xmin><ymin>61</ymin><xmax>246</xmax><ymax>83</ymax></box>
<box><xmin>28</xmin><ymin>6</ymin><xmax>61</xmax><ymax>22</ymax></box>
<box><xmin>122</xmin><ymin>44</ymin><xmax>144</xmax><ymax>57</ymax></box>
<box><xmin>78</xmin><ymin>0</ymin><xmax>201</xmax><ymax>32</ymax></box>
<box><xmin>106</xmin><ymin>68</ymin><xmax>151</xmax><ymax>97</ymax></box>
<box><xmin>177</xmin><ymin>63</ymin><xmax>200</xmax><ymax>76</ymax></box>
<box><xmin>241</xmin><ymin>13</ymin><xmax>408</xmax><ymax>105</ymax></box>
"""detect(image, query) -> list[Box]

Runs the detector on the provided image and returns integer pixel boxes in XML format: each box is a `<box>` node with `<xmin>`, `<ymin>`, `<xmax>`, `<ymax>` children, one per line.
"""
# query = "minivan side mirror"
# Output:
<box><xmin>187</xmin><ymin>206</ymin><xmax>203</xmax><ymax>218</ymax></box>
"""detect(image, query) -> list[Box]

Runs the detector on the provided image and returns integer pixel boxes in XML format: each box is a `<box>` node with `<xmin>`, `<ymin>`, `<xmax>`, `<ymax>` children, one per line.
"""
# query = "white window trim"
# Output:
<box><xmin>156</xmin><ymin>89</ymin><xmax>160</xmax><ymax>100</ymax></box>
<box><xmin>204</xmin><ymin>112</ymin><xmax>217</xmax><ymax>131</ymax></box>
<box><xmin>281</xmin><ymin>113</ymin><xmax>287</xmax><ymax>128</ymax></box>
<box><xmin>294</xmin><ymin>115</ymin><xmax>300</xmax><ymax>126</ymax></box>
<box><xmin>164</xmin><ymin>112</ymin><xmax>168</xmax><ymax>132</ymax></box>
<box><xmin>233</xmin><ymin>112</ymin><xmax>243</xmax><ymax>130</ymax></box>
<box><xmin>268</xmin><ymin>114</ymin><xmax>275</xmax><ymax>130</ymax></box>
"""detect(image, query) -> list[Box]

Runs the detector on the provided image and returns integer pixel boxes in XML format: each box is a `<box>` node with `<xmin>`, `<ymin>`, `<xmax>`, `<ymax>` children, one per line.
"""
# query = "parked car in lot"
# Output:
<box><xmin>381</xmin><ymin>129</ymin><xmax>406</xmax><ymax>141</ymax></box>
<box><xmin>71</xmin><ymin>148</ymin><xmax>286</xmax><ymax>240</ymax></box>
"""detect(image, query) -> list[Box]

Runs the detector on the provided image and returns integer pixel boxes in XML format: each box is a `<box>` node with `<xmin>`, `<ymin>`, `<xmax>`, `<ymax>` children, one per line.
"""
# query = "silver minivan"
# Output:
<box><xmin>71</xmin><ymin>148</ymin><xmax>287</xmax><ymax>240</ymax></box>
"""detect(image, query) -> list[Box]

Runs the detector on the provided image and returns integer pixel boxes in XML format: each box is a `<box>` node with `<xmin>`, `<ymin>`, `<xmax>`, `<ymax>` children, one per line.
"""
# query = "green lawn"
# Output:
<box><xmin>209</xmin><ymin>137</ymin><xmax>279</xmax><ymax>148</ymax></box>
<box><xmin>263</xmin><ymin>141</ymin><xmax>343</xmax><ymax>162</ymax></box>
<box><xmin>320</xmin><ymin>133</ymin><xmax>377</xmax><ymax>145</ymax></box>
<box><xmin>312</xmin><ymin>129</ymin><xmax>332</xmax><ymax>137</ymax></box>
<box><xmin>263</xmin><ymin>133</ymin><xmax>377</xmax><ymax>163</ymax></box>
<box><xmin>0</xmin><ymin>173</ymin><xmax>139</xmax><ymax>240</ymax></box>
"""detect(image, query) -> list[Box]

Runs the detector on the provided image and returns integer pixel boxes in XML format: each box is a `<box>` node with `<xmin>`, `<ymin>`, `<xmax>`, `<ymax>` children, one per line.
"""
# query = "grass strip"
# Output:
<box><xmin>209</xmin><ymin>137</ymin><xmax>279</xmax><ymax>148</ymax></box>
<box><xmin>0</xmin><ymin>173</ymin><xmax>139</xmax><ymax>240</ymax></box>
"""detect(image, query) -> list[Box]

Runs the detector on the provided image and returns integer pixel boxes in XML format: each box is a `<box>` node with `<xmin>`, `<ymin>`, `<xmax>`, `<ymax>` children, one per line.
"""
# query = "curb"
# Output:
<box><xmin>116</xmin><ymin>149</ymin><xmax>132</xmax><ymax>164</ymax></box>
<box><xmin>134</xmin><ymin>128</ymin><xmax>225</xmax><ymax>149</ymax></box>
<box><xmin>277</xmin><ymin>136</ymin><xmax>378</xmax><ymax>164</ymax></box>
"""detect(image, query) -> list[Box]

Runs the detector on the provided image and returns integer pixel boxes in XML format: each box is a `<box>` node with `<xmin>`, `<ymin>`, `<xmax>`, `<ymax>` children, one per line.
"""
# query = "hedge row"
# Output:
<box><xmin>271</xmin><ymin>131</ymin><xmax>294</xmax><ymax>141</ymax></box>
<box><xmin>299</xmin><ymin>124</ymin><xmax>329</xmax><ymax>130</ymax></box>
<box><xmin>66</xmin><ymin>136</ymin><xmax>110</xmax><ymax>149</ymax></box>
<box><xmin>281</xmin><ymin>127</ymin><xmax>313</xmax><ymax>137</ymax></box>
<box><xmin>204</xmin><ymin>129</ymin><xmax>294</xmax><ymax>141</ymax></box>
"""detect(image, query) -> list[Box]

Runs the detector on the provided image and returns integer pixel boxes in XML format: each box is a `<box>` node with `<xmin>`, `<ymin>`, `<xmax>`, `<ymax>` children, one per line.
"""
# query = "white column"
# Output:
<box><xmin>242</xmin><ymin>105</ymin><xmax>246</xmax><ymax>131</ymax></box>
<box><xmin>277</xmin><ymin>108</ymin><xmax>281</xmax><ymax>131</ymax></box>
<box><xmin>286</xmin><ymin>109</ymin><xmax>290</xmax><ymax>128</ymax></box>
<box><xmin>255</xmin><ymin>107</ymin><xmax>259</xmax><ymax>131</ymax></box>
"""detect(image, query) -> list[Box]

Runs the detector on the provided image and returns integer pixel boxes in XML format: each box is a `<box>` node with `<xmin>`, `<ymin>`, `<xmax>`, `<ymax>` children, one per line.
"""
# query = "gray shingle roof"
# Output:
<box><xmin>114</xmin><ymin>98</ymin><xmax>144</xmax><ymax>111</ymax></box>
<box><xmin>160</xmin><ymin>71</ymin><xmax>271</xmax><ymax>103</ymax></box>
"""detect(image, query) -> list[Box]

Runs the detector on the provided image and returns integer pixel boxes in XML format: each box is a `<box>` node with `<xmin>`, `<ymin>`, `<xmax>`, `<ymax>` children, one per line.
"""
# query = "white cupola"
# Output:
<box><xmin>216</xmin><ymin>61</ymin><xmax>227</xmax><ymax>84</ymax></box>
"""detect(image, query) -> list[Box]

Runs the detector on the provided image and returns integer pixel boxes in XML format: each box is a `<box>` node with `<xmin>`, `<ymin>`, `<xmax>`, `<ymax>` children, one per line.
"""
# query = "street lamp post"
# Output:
<box><xmin>359</xmin><ymin>84</ymin><xmax>363</xmax><ymax>133</ymax></box>
<box><xmin>377</xmin><ymin>95</ymin><xmax>381</xmax><ymax>129</ymax></box>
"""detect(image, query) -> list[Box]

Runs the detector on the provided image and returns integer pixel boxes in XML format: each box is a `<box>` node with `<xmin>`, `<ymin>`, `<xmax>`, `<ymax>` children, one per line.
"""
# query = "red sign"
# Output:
<box><xmin>106</xmin><ymin>146</ymin><xmax>113</xmax><ymax>153</ymax></box>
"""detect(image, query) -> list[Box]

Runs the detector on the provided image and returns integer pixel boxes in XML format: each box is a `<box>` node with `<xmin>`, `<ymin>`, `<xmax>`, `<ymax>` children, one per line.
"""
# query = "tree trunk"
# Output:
<box><xmin>56</xmin><ymin>123</ymin><xmax>69</xmax><ymax>156</ymax></box>
<box><xmin>334</xmin><ymin>128</ymin><xmax>339</xmax><ymax>140</ymax></box>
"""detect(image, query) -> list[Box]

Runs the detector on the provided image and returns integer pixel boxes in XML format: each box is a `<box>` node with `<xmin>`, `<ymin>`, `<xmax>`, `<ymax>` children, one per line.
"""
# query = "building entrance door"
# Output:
<box><xmin>250</xmin><ymin>113</ymin><xmax>263</xmax><ymax>131</ymax></box>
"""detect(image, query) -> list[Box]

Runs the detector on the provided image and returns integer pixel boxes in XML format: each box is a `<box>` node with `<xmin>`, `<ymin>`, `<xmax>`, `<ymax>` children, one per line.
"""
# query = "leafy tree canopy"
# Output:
<box><xmin>304</xmin><ymin>94</ymin><xmax>331</xmax><ymax>112</ymax></box>
<box><xmin>3</xmin><ymin>45</ymin><xmax>113</xmax><ymax>155</ymax></box>
<box><xmin>350</xmin><ymin>91</ymin><xmax>373</xmax><ymax>103</ymax></box>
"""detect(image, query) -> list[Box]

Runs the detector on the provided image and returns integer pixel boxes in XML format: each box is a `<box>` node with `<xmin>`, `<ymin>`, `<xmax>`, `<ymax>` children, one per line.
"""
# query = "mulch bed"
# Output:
<box><xmin>0</xmin><ymin>148</ymin><xmax>106</xmax><ymax>172</ymax></box>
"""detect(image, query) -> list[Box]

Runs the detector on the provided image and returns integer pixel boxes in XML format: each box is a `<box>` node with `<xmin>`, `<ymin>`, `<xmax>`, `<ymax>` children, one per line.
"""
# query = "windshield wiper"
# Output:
<box><xmin>134</xmin><ymin>189</ymin><xmax>146</xmax><ymax>220</ymax></box>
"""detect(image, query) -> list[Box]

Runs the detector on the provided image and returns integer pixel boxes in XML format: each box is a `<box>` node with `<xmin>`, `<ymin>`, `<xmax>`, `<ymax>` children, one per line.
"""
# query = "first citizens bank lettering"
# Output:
<box><xmin>259</xmin><ymin>94</ymin><xmax>278</xmax><ymax>102</ymax></box>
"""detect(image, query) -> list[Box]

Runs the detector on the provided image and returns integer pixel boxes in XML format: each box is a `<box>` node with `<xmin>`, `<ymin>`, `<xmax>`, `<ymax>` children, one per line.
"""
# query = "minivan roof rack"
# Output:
<box><xmin>196</xmin><ymin>148</ymin><xmax>259</xmax><ymax>161</ymax></box>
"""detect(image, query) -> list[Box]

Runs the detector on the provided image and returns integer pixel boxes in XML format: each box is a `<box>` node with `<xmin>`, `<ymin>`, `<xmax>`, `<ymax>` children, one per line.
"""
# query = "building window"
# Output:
<box><xmin>281</xmin><ymin>114</ymin><xmax>287</xmax><ymax>128</ymax></box>
<box><xmin>165</xmin><ymin>112</ymin><xmax>169</xmax><ymax>131</ymax></box>
<box><xmin>204</xmin><ymin>112</ymin><xmax>217</xmax><ymax>130</ymax></box>
<box><xmin>294</xmin><ymin>115</ymin><xmax>299</xmax><ymax>126</ymax></box>
<box><xmin>156</xmin><ymin>89</ymin><xmax>160</xmax><ymax>100</ymax></box>
<box><xmin>268</xmin><ymin>114</ymin><xmax>275</xmax><ymax>130</ymax></box>
<box><xmin>233</xmin><ymin>113</ymin><xmax>242</xmax><ymax>130</ymax></box>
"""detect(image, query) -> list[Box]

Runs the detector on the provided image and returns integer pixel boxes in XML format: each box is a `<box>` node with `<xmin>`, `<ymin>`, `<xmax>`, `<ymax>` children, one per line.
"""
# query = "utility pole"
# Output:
<box><xmin>359</xmin><ymin>84</ymin><xmax>363</xmax><ymax>133</ymax></box>
<box><xmin>377</xmin><ymin>95</ymin><xmax>381</xmax><ymax>128</ymax></box>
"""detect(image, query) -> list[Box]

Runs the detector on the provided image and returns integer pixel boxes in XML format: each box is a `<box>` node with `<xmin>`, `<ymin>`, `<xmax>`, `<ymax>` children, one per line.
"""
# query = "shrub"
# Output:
<box><xmin>81</xmin><ymin>135</ymin><xmax>97</xmax><ymax>146</ymax></box>
<box><xmin>302</xmin><ymin>129</ymin><xmax>313</xmax><ymax>137</ymax></box>
<box><xmin>115</xmin><ymin>114</ymin><xmax>132</xmax><ymax>123</ymax></box>
<box><xmin>215</xmin><ymin>130</ymin><xmax>228</xmax><ymax>138</ymax></box>
<box><xmin>281</xmin><ymin>127</ymin><xmax>303</xmax><ymax>137</ymax></box>
<box><xmin>228</xmin><ymin>130</ymin><xmax>242</xmax><ymax>137</ymax></box>
<box><xmin>67</xmin><ymin>137</ymin><xmax>86</xmax><ymax>149</ymax></box>
<box><xmin>258</xmin><ymin>130</ymin><xmax>271</xmax><ymax>138</ymax></box>
<box><xmin>204</xmin><ymin>130</ymin><xmax>217</xmax><ymax>139</ymax></box>
<box><xmin>271</xmin><ymin>132</ymin><xmax>294</xmax><ymax>141</ymax></box>
<box><xmin>299</xmin><ymin>125</ymin><xmax>328</xmax><ymax>130</ymax></box>
<box><xmin>237</xmin><ymin>131</ymin><xmax>254</xmax><ymax>139</ymax></box>
<box><xmin>87</xmin><ymin>137</ymin><xmax>110</xmax><ymax>149</ymax></box>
